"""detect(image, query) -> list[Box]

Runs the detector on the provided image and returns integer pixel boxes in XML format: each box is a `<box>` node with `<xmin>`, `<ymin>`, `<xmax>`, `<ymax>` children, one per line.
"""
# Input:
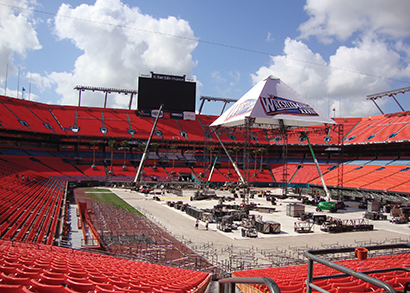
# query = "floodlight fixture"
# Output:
<box><xmin>366</xmin><ymin>86</ymin><xmax>410</xmax><ymax>114</ymax></box>
<box><xmin>198</xmin><ymin>96</ymin><xmax>238</xmax><ymax>115</ymax></box>
<box><xmin>74</xmin><ymin>85</ymin><xmax>138</xmax><ymax>109</ymax></box>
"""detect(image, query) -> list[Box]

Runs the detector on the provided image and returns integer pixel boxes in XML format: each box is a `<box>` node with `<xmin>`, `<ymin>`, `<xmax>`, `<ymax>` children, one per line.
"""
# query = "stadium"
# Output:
<box><xmin>0</xmin><ymin>72</ymin><xmax>409</xmax><ymax>293</ymax></box>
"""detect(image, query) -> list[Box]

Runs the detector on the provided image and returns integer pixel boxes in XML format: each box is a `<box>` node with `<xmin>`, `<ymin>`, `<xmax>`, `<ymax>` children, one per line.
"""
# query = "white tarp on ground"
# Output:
<box><xmin>211</xmin><ymin>75</ymin><xmax>336</xmax><ymax>129</ymax></box>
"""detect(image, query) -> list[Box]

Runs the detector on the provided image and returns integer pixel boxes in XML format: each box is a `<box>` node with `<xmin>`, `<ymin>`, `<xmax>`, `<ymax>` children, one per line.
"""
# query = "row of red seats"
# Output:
<box><xmin>234</xmin><ymin>253</ymin><xmax>410</xmax><ymax>293</ymax></box>
<box><xmin>0</xmin><ymin>239</ymin><xmax>210</xmax><ymax>293</ymax></box>
<box><xmin>309</xmin><ymin>164</ymin><xmax>410</xmax><ymax>193</ymax></box>
<box><xmin>0</xmin><ymin>159</ymin><xmax>66</xmax><ymax>245</ymax></box>
<box><xmin>1</xmin><ymin>95</ymin><xmax>380</xmax><ymax>145</ymax></box>
<box><xmin>345</xmin><ymin>112</ymin><xmax>410</xmax><ymax>144</ymax></box>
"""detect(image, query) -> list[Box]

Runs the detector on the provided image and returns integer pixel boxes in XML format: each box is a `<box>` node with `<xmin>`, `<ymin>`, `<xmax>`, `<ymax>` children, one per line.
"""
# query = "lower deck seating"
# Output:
<box><xmin>76</xmin><ymin>165</ymin><xmax>107</xmax><ymax>181</ymax></box>
<box><xmin>233</xmin><ymin>253</ymin><xmax>410</xmax><ymax>293</ymax></box>
<box><xmin>0</xmin><ymin>159</ymin><xmax>66</xmax><ymax>245</ymax></box>
<box><xmin>107</xmin><ymin>165</ymin><xmax>136</xmax><ymax>181</ymax></box>
<box><xmin>0</xmin><ymin>239</ymin><xmax>210</xmax><ymax>293</ymax></box>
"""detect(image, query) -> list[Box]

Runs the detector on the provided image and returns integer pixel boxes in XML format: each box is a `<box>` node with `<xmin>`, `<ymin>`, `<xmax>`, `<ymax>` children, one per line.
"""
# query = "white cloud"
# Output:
<box><xmin>326</xmin><ymin>37</ymin><xmax>402</xmax><ymax>97</ymax></box>
<box><xmin>299</xmin><ymin>0</ymin><xmax>410</xmax><ymax>43</ymax></box>
<box><xmin>252</xmin><ymin>38</ymin><xmax>329</xmax><ymax>98</ymax></box>
<box><xmin>29</xmin><ymin>72</ymin><xmax>52</xmax><ymax>92</ymax></box>
<box><xmin>211</xmin><ymin>70</ymin><xmax>242</xmax><ymax>98</ymax></box>
<box><xmin>252</xmin><ymin>37</ymin><xmax>409</xmax><ymax>117</ymax></box>
<box><xmin>266</xmin><ymin>32</ymin><xmax>274</xmax><ymax>42</ymax></box>
<box><xmin>211</xmin><ymin>71</ymin><xmax>226</xmax><ymax>84</ymax></box>
<box><xmin>251</xmin><ymin>1</ymin><xmax>410</xmax><ymax>118</ymax></box>
<box><xmin>43</xmin><ymin>0</ymin><xmax>198</xmax><ymax>108</ymax></box>
<box><xmin>0</xmin><ymin>0</ymin><xmax>41</xmax><ymax>81</ymax></box>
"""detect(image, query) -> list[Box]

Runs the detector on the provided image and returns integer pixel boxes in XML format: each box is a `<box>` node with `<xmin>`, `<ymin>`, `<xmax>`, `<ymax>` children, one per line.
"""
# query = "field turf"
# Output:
<box><xmin>84</xmin><ymin>188</ymin><xmax>143</xmax><ymax>216</ymax></box>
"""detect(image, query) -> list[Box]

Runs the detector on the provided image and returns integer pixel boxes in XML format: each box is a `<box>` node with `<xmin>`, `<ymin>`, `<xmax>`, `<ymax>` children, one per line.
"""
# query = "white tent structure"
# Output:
<box><xmin>211</xmin><ymin>75</ymin><xmax>336</xmax><ymax>129</ymax></box>
<box><xmin>210</xmin><ymin>75</ymin><xmax>337</xmax><ymax>201</ymax></box>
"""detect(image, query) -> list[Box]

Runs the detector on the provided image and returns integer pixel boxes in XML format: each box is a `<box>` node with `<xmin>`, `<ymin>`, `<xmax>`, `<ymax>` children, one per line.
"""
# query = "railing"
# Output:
<box><xmin>218</xmin><ymin>277</ymin><xmax>281</xmax><ymax>293</ymax></box>
<box><xmin>305</xmin><ymin>243</ymin><xmax>410</xmax><ymax>293</ymax></box>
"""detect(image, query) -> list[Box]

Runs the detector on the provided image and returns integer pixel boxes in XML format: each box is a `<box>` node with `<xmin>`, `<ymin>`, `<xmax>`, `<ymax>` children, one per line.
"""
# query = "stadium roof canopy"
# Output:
<box><xmin>211</xmin><ymin>75</ymin><xmax>336</xmax><ymax>129</ymax></box>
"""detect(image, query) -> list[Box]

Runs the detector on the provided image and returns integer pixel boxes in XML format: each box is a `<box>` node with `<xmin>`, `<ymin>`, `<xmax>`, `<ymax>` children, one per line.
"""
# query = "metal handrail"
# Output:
<box><xmin>305</xmin><ymin>243</ymin><xmax>410</xmax><ymax>293</ymax></box>
<box><xmin>218</xmin><ymin>277</ymin><xmax>281</xmax><ymax>293</ymax></box>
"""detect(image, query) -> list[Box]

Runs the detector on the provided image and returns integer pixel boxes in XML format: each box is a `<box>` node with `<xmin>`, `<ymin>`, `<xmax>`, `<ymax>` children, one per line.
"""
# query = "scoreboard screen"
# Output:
<box><xmin>137</xmin><ymin>74</ymin><xmax>196</xmax><ymax>112</ymax></box>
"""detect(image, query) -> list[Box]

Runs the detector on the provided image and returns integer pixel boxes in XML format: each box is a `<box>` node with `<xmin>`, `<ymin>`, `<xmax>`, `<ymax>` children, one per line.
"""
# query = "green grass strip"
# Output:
<box><xmin>84</xmin><ymin>188</ymin><xmax>143</xmax><ymax>216</ymax></box>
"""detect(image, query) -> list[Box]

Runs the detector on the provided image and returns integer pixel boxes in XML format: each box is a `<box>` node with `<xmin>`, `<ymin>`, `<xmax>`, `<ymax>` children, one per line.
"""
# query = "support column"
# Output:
<box><xmin>78</xmin><ymin>90</ymin><xmax>82</xmax><ymax>107</ymax></box>
<box><xmin>129</xmin><ymin>93</ymin><xmax>134</xmax><ymax>110</ymax></box>
<box><xmin>243</xmin><ymin>117</ymin><xmax>254</xmax><ymax>204</ymax></box>
<box><xmin>104</xmin><ymin>92</ymin><xmax>108</xmax><ymax>108</ymax></box>
<box><xmin>280</xmin><ymin>120</ymin><xmax>288</xmax><ymax>196</ymax></box>
<box><xmin>337</xmin><ymin>124</ymin><xmax>344</xmax><ymax>200</ymax></box>
<box><xmin>370</xmin><ymin>98</ymin><xmax>384</xmax><ymax>114</ymax></box>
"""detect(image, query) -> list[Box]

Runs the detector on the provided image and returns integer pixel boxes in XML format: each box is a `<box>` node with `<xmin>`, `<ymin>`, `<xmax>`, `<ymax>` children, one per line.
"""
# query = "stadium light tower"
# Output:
<box><xmin>198</xmin><ymin>96</ymin><xmax>238</xmax><ymax>115</ymax></box>
<box><xmin>74</xmin><ymin>85</ymin><xmax>138</xmax><ymax>109</ymax></box>
<box><xmin>366</xmin><ymin>86</ymin><xmax>410</xmax><ymax>114</ymax></box>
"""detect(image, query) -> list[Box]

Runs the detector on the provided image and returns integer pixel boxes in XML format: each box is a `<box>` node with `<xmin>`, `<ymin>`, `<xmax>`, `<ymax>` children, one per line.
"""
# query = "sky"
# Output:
<box><xmin>1</xmin><ymin>0</ymin><xmax>410</xmax><ymax>118</ymax></box>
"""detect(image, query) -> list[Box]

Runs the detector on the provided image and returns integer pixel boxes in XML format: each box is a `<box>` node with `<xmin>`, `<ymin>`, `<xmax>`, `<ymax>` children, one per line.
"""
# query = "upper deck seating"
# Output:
<box><xmin>178</xmin><ymin>118</ymin><xmax>207</xmax><ymax>141</ymax></box>
<box><xmin>370</xmin><ymin>114</ymin><xmax>410</xmax><ymax>142</ymax></box>
<box><xmin>76</xmin><ymin>108</ymin><xmax>105</xmax><ymax>136</ymax></box>
<box><xmin>0</xmin><ymin>97</ymin><xmax>55</xmax><ymax>134</ymax></box>
<box><xmin>128</xmin><ymin>115</ymin><xmax>153</xmax><ymax>139</ymax></box>
<box><xmin>0</xmin><ymin>99</ymin><xmax>32</xmax><ymax>131</ymax></box>
<box><xmin>344</xmin><ymin>116</ymin><xmax>379</xmax><ymax>143</ymax></box>
<box><xmin>1</xmin><ymin>94</ymin><xmax>409</xmax><ymax>150</ymax></box>
<box><xmin>156</xmin><ymin>113</ymin><xmax>185</xmax><ymax>140</ymax></box>
<box><xmin>101</xmin><ymin>109</ymin><xmax>135</xmax><ymax>138</ymax></box>
<box><xmin>387</xmin><ymin>113</ymin><xmax>410</xmax><ymax>142</ymax></box>
<box><xmin>49</xmin><ymin>106</ymin><xmax>76</xmax><ymax>135</ymax></box>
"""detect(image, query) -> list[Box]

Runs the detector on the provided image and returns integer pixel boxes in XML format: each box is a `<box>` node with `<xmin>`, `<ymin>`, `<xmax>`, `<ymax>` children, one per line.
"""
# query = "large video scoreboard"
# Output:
<box><xmin>137</xmin><ymin>73</ymin><xmax>196</xmax><ymax>112</ymax></box>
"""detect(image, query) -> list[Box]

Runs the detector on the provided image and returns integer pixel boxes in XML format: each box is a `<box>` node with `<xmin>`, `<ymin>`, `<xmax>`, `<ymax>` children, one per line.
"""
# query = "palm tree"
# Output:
<box><xmin>208</xmin><ymin>146</ymin><xmax>215</xmax><ymax>166</ymax></box>
<box><xmin>108</xmin><ymin>140</ymin><xmax>117</xmax><ymax>174</ymax></box>
<box><xmin>138</xmin><ymin>143</ymin><xmax>146</xmax><ymax>153</ymax></box>
<box><xmin>233</xmin><ymin>145</ymin><xmax>241</xmax><ymax>179</ymax></box>
<box><xmin>91</xmin><ymin>140</ymin><xmax>98</xmax><ymax>169</ymax></box>
<box><xmin>227</xmin><ymin>149</ymin><xmax>234</xmax><ymax>176</ymax></box>
<box><xmin>253</xmin><ymin>148</ymin><xmax>260</xmax><ymax>176</ymax></box>
<box><xmin>151</xmin><ymin>142</ymin><xmax>159</xmax><ymax>169</ymax></box>
<box><xmin>120</xmin><ymin>140</ymin><xmax>129</xmax><ymax>169</ymax></box>
<box><xmin>170</xmin><ymin>144</ymin><xmax>178</xmax><ymax>174</ymax></box>
<box><xmin>233</xmin><ymin>146</ymin><xmax>240</xmax><ymax>164</ymax></box>
<box><xmin>138</xmin><ymin>143</ymin><xmax>146</xmax><ymax>174</ymax></box>
<box><xmin>259</xmin><ymin>147</ymin><xmax>266</xmax><ymax>172</ymax></box>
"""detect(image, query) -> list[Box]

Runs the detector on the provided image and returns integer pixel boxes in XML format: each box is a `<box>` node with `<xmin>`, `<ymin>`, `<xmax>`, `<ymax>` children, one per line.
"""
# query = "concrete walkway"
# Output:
<box><xmin>111</xmin><ymin>187</ymin><xmax>409</xmax><ymax>269</ymax></box>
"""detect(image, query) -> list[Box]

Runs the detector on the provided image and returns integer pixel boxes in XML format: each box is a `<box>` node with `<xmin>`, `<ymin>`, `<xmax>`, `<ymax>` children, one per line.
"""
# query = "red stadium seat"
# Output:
<box><xmin>28</xmin><ymin>279</ymin><xmax>66</xmax><ymax>293</ymax></box>
<box><xmin>37</xmin><ymin>273</ymin><xmax>66</xmax><ymax>285</ymax></box>
<box><xmin>0</xmin><ymin>272</ymin><xmax>31</xmax><ymax>286</ymax></box>
<box><xmin>65</xmin><ymin>278</ymin><xmax>95</xmax><ymax>292</ymax></box>
<box><xmin>0</xmin><ymin>284</ymin><xmax>23</xmax><ymax>293</ymax></box>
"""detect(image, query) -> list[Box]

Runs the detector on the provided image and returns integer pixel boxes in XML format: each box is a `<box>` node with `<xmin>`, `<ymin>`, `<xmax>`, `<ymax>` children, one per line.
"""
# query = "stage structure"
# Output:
<box><xmin>211</xmin><ymin>76</ymin><xmax>337</xmax><ymax>203</ymax></box>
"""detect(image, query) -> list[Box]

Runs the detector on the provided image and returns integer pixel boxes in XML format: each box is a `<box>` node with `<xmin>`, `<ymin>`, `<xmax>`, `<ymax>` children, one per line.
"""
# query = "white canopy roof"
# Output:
<box><xmin>211</xmin><ymin>76</ymin><xmax>336</xmax><ymax>129</ymax></box>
